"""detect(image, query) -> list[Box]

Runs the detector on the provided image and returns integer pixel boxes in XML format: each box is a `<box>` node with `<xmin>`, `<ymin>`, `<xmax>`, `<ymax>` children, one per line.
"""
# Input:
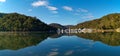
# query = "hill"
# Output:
<box><xmin>49</xmin><ymin>23</ymin><xmax>66</xmax><ymax>29</ymax></box>
<box><xmin>74</xmin><ymin>13</ymin><xmax>120</xmax><ymax>29</ymax></box>
<box><xmin>0</xmin><ymin>13</ymin><xmax>57</xmax><ymax>31</ymax></box>
<box><xmin>49</xmin><ymin>23</ymin><xmax>74</xmax><ymax>29</ymax></box>
<box><xmin>0</xmin><ymin>13</ymin><xmax>6</xmax><ymax>18</ymax></box>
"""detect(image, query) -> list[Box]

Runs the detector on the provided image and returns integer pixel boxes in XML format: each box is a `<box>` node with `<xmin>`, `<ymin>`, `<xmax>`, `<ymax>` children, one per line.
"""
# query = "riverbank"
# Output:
<box><xmin>57</xmin><ymin>28</ymin><xmax>118</xmax><ymax>33</ymax></box>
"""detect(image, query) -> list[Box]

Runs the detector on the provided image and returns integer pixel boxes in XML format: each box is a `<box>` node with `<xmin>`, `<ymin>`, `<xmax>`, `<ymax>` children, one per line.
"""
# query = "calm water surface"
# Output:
<box><xmin>0</xmin><ymin>32</ymin><xmax>120</xmax><ymax>56</ymax></box>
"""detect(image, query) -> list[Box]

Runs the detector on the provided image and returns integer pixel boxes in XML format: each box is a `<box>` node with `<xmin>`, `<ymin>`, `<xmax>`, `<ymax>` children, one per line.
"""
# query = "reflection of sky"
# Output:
<box><xmin>0</xmin><ymin>36</ymin><xmax>120</xmax><ymax>56</ymax></box>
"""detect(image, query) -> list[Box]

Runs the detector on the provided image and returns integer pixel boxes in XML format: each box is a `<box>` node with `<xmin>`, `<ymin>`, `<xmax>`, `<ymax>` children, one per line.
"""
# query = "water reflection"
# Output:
<box><xmin>75</xmin><ymin>32</ymin><xmax>120</xmax><ymax>46</ymax></box>
<box><xmin>0</xmin><ymin>32</ymin><xmax>120</xmax><ymax>56</ymax></box>
<box><xmin>0</xmin><ymin>32</ymin><xmax>54</xmax><ymax>50</ymax></box>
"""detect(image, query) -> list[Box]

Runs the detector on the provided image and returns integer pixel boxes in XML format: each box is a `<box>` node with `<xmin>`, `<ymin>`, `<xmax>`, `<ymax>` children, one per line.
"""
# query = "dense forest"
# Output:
<box><xmin>0</xmin><ymin>13</ymin><xmax>6</xmax><ymax>18</ymax></box>
<box><xmin>74</xmin><ymin>13</ymin><xmax>120</xmax><ymax>29</ymax></box>
<box><xmin>1</xmin><ymin>12</ymin><xmax>120</xmax><ymax>32</ymax></box>
<box><xmin>0</xmin><ymin>13</ymin><xmax>57</xmax><ymax>31</ymax></box>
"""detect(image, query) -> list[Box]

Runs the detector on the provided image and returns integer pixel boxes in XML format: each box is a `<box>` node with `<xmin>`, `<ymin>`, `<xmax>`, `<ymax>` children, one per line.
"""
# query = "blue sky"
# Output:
<box><xmin>0</xmin><ymin>0</ymin><xmax>120</xmax><ymax>25</ymax></box>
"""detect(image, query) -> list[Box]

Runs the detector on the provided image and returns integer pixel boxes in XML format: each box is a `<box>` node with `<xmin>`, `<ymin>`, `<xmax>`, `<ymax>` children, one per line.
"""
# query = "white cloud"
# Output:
<box><xmin>52</xmin><ymin>11</ymin><xmax>58</xmax><ymax>14</ymax></box>
<box><xmin>77</xmin><ymin>8</ymin><xmax>88</xmax><ymax>12</ymax></box>
<box><xmin>0</xmin><ymin>0</ymin><xmax>6</xmax><ymax>2</ymax></box>
<box><xmin>85</xmin><ymin>15</ymin><xmax>94</xmax><ymax>18</ymax></box>
<box><xmin>63</xmin><ymin>6</ymin><xmax>73</xmax><ymax>11</ymax></box>
<box><xmin>82</xmin><ymin>13</ymin><xmax>94</xmax><ymax>19</ymax></box>
<box><xmin>31</xmin><ymin>0</ymin><xmax>58</xmax><ymax>14</ymax></box>
<box><xmin>46</xmin><ymin>6</ymin><xmax>58</xmax><ymax>11</ymax></box>
<box><xmin>32</xmin><ymin>0</ymin><xmax>48</xmax><ymax>7</ymax></box>
<box><xmin>74</xmin><ymin>8</ymin><xmax>93</xmax><ymax>19</ymax></box>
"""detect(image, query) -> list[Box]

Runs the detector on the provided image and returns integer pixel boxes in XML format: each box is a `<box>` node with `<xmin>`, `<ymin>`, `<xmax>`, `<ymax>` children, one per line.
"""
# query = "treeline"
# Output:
<box><xmin>0</xmin><ymin>13</ymin><xmax>57</xmax><ymax>31</ymax></box>
<box><xmin>0</xmin><ymin>13</ymin><xmax>6</xmax><ymax>18</ymax></box>
<box><xmin>74</xmin><ymin>13</ymin><xmax>120</xmax><ymax>29</ymax></box>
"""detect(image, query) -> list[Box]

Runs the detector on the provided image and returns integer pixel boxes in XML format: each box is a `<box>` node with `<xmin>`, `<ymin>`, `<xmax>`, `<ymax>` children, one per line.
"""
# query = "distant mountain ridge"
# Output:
<box><xmin>49</xmin><ymin>23</ymin><xmax>74</xmax><ymax>29</ymax></box>
<box><xmin>49</xmin><ymin>23</ymin><xmax>65</xmax><ymax>29</ymax></box>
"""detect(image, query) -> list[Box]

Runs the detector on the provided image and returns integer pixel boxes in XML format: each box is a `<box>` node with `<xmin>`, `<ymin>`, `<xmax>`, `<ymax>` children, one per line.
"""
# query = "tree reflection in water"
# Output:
<box><xmin>0</xmin><ymin>32</ymin><xmax>54</xmax><ymax>50</ymax></box>
<box><xmin>0</xmin><ymin>32</ymin><xmax>120</xmax><ymax>50</ymax></box>
<box><xmin>75</xmin><ymin>32</ymin><xmax>120</xmax><ymax>46</ymax></box>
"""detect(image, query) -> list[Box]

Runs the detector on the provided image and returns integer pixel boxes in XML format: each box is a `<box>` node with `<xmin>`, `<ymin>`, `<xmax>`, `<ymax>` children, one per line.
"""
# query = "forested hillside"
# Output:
<box><xmin>74</xmin><ymin>13</ymin><xmax>120</xmax><ymax>29</ymax></box>
<box><xmin>0</xmin><ymin>13</ymin><xmax>57</xmax><ymax>31</ymax></box>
